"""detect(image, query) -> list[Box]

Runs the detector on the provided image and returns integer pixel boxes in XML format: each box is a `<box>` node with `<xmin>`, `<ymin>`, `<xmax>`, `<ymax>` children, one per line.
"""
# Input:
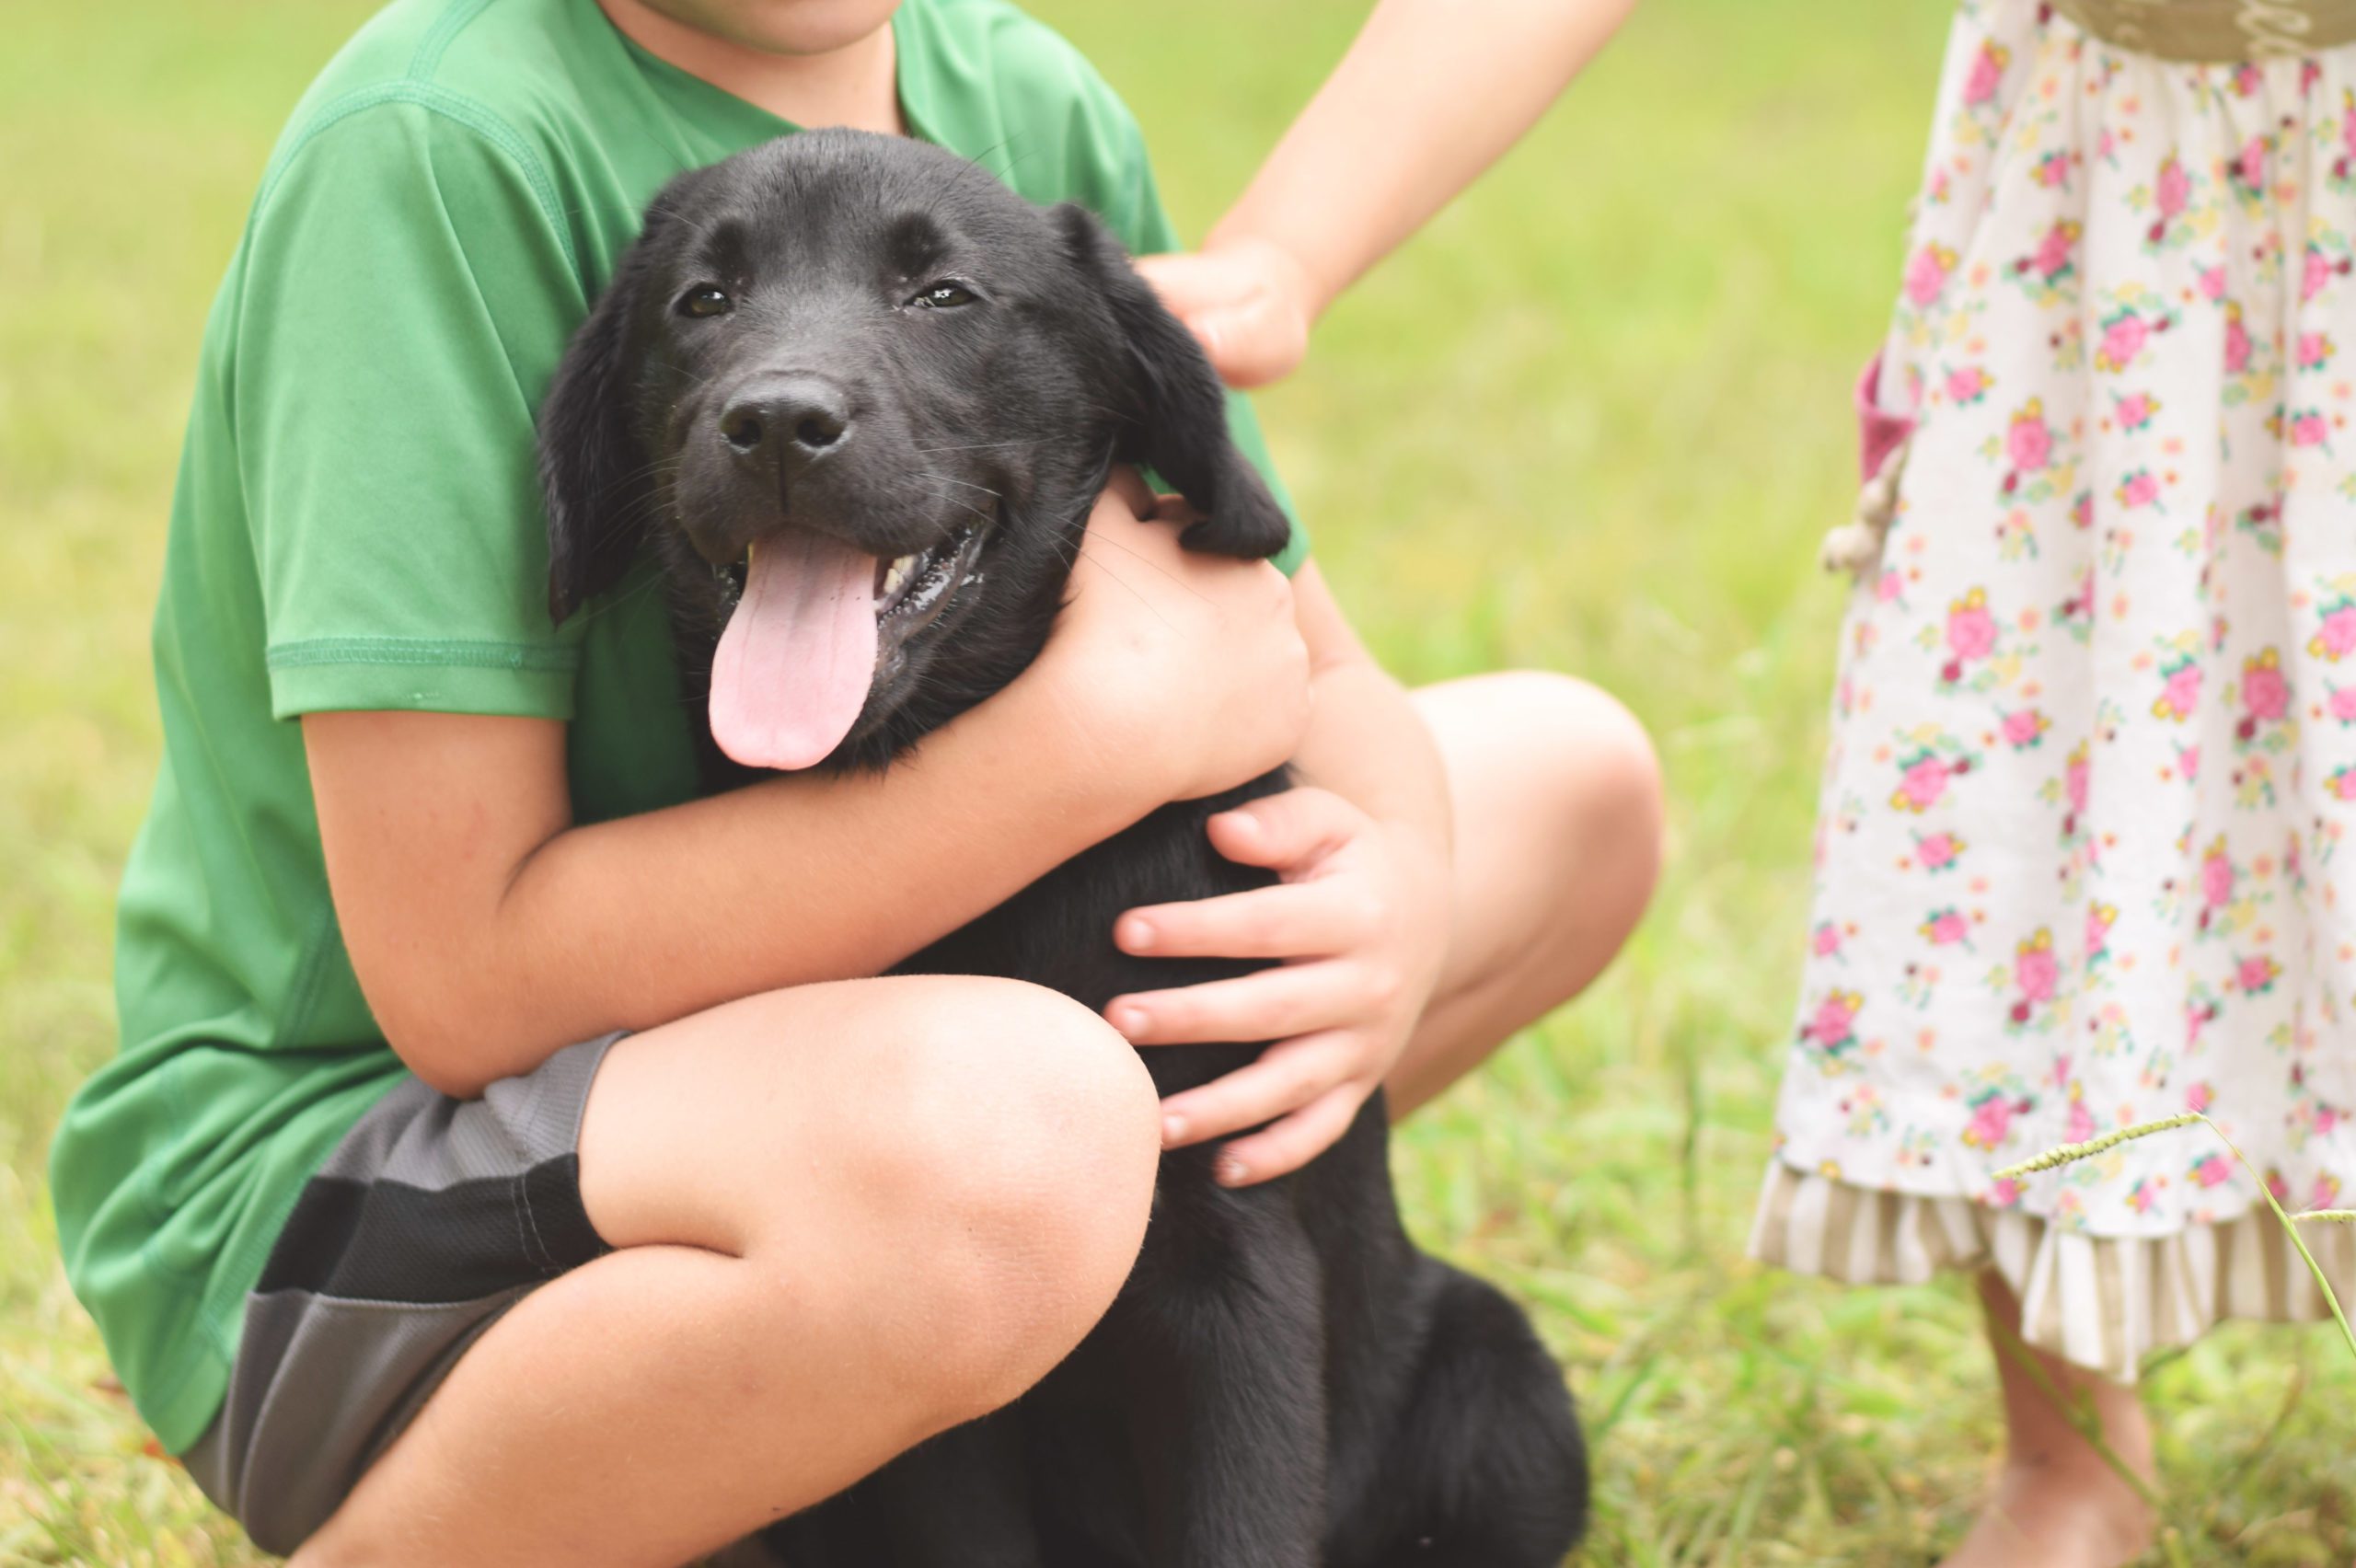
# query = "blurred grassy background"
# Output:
<box><xmin>5</xmin><ymin>0</ymin><xmax>2354</xmax><ymax>1562</ymax></box>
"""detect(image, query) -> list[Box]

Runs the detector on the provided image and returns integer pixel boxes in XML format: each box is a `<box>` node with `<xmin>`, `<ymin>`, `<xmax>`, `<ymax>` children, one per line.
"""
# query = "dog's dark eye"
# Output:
<box><xmin>678</xmin><ymin>284</ymin><xmax>734</xmax><ymax>318</ymax></box>
<box><xmin>910</xmin><ymin>281</ymin><xmax>977</xmax><ymax>310</ymax></box>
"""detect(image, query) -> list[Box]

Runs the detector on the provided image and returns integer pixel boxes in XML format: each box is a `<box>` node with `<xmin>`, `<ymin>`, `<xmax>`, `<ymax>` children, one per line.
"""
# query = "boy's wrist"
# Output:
<box><xmin>1005</xmin><ymin>637</ymin><xmax>1172</xmax><ymax>823</ymax></box>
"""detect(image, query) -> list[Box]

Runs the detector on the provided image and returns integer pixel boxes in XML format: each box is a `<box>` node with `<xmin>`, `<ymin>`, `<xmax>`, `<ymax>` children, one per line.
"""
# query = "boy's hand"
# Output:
<box><xmin>1134</xmin><ymin>237</ymin><xmax>1320</xmax><ymax>389</ymax></box>
<box><xmin>1104</xmin><ymin>786</ymin><xmax>1450</xmax><ymax>1186</ymax></box>
<box><xmin>1032</xmin><ymin>471</ymin><xmax>1311</xmax><ymax>804</ymax></box>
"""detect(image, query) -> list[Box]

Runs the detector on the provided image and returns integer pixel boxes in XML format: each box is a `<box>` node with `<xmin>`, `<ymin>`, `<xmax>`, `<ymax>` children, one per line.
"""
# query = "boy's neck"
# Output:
<box><xmin>597</xmin><ymin>0</ymin><xmax>906</xmax><ymax>135</ymax></box>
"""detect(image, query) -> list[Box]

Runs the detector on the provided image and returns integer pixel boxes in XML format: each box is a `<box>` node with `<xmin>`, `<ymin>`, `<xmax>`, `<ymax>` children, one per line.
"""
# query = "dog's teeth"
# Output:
<box><xmin>882</xmin><ymin>553</ymin><xmax>918</xmax><ymax>599</ymax></box>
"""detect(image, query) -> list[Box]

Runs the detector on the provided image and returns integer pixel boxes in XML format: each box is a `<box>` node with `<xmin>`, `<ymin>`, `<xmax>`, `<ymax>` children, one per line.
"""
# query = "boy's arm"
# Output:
<box><xmin>1137</xmin><ymin>0</ymin><xmax>1640</xmax><ymax>386</ymax></box>
<box><xmin>311</xmin><ymin>487</ymin><xmax>1309</xmax><ymax>1099</ymax></box>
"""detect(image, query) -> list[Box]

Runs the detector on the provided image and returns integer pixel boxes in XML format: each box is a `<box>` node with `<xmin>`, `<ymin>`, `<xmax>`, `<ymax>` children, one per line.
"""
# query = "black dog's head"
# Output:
<box><xmin>538</xmin><ymin>129</ymin><xmax>1290</xmax><ymax>772</ymax></box>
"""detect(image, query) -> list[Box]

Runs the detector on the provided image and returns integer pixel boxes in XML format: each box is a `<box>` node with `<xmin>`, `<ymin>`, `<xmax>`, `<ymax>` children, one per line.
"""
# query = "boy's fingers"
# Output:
<box><xmin>1213</xmin><ymin>1080</ymin><xmax>1370</xmax><ymax>1187</ymax></box>
<box><xmin>1156</xmin><ymin>1032</ymin><xmax>1358</xmax><ymax>1151</ymax></box>
<box><xmin>1106</xmin><ymin>962</ymin><xmax>1360</xmax><ymax>1046</ymax></box>
<box><xmin>1206</xmin><ymin>787</ymin><xmax>1362</xmax><ymax>872</ymax></box>
<box><xmin>1114</xmin><ymin>880</ymin><xmax>1377</xmax><ymax>962</ymax></box>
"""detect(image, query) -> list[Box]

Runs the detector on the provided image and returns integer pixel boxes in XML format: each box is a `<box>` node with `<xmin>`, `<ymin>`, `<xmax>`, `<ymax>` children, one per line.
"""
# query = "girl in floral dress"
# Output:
<box><xmin>1754</xmin><ymin>1</ymin><xmax>2356</xmax><ymax>1561</ymax></box>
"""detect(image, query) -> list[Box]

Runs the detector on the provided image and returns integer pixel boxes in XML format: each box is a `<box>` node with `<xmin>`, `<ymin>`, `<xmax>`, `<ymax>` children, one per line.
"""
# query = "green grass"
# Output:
<box><xmin>4</xmin><ymin>0</ymin><xmax>2353</xmax><ymax>1562</ymax></box>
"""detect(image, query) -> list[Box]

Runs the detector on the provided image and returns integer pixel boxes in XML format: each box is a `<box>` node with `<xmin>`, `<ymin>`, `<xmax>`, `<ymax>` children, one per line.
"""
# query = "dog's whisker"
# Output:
<box><xmin>909</xmin><ymin>438</ymin><xmax>1053</xmax><ymax>455</ymax></box>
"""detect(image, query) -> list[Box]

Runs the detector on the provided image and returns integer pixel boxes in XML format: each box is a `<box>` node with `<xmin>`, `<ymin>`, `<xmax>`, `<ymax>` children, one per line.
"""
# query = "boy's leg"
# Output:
<box><xmin>294</xmin><ymin>974</ymin><xmax>1160</xmax><ymax>1568</ymax></box>
<box><xmin>1387</xmin><ymin>671</ymin><xmax>1663</xmax><ymax>1114</ymax></box>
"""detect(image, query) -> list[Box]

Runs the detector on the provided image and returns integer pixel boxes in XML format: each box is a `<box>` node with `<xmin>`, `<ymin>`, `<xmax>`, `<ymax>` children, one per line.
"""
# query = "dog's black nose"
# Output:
<box><xmin>720</xmin><ymin>376</ymin><xmax>852</xmax><ymax>470</ymax></box>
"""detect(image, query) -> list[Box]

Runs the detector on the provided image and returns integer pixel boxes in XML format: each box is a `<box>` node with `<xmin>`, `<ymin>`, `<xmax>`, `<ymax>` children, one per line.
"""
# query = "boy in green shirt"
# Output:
<box><xmin>54</xmin><ymin>0</ymin><xmax>1654</xmax><ymax>1558</ymax></box>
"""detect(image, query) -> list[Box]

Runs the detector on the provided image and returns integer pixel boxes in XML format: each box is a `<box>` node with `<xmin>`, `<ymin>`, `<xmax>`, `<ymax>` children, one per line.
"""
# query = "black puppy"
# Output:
<box><xmin>540</xmin><ymin>128</ymin><xmax>1588</xmax><ymax>1568</ymax></box>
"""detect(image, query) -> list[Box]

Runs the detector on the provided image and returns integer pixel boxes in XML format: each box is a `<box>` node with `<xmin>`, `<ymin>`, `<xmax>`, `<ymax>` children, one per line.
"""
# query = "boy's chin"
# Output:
<box><xmin>619</xmin><ymin>0</ymin><xmax>903</xmax><ymax>59</ymax></box>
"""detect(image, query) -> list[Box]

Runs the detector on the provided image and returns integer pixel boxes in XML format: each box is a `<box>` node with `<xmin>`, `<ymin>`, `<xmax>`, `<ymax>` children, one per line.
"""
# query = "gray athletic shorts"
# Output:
<box><xmin>182</xmin><ymin>1033</ymin><xmax>620</xmax><ymax>1554</ymax></box>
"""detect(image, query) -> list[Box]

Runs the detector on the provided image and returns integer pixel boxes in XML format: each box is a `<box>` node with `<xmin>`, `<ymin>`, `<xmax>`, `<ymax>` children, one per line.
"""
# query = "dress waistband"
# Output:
<box><xmin>2049</xmin><ymin>0</ymin><xmax>2356</xmax><ymax>60</ymax></box>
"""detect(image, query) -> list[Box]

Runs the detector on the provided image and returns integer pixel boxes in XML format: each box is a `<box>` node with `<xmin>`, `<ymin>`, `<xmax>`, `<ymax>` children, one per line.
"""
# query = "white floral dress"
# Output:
<box><xmin>1753</xmin><ymin>0</ymin><xmax>2356</xmax><ymax>1380</ymax></box>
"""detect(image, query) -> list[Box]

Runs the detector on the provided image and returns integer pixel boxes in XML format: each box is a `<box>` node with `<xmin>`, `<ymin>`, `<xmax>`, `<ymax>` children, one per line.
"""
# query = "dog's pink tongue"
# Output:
<box><xmin>710</xmin><ymin>532</ymin><xmax>878</xmax><ymax>771</ymax></box>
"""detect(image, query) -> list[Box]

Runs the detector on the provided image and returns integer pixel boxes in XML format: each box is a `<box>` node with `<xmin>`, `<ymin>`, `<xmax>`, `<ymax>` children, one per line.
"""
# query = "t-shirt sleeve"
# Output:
<box><xmin>236</xmin><ymin>102</ymin><xmax>592</xmax><ymax>720</ymax></box>
<box><xmin>1084</xmin><ymin>106</ymin><xmax>1311</xmax><ymax>576</ymax></box>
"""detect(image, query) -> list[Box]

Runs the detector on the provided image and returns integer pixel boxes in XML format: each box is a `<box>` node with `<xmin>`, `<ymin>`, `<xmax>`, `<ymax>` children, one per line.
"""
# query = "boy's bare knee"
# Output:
<box><xmin>857</xmin><ymin>978</ymin><xmax>1159</xmax><ymax>1416</ymax></box>
<box><xmin>1517</xmin><ymin>674</ymin><xmax>1664</xmax><ymax>913</ymax></box>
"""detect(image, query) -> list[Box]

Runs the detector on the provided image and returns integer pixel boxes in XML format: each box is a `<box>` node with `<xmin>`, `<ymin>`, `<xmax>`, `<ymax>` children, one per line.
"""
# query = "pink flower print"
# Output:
<box><xmin>1811</xmin><ymin>921</ymin><xmax>1842</xmax><ymax>958</ymax></box>
<box><xmin>1921</xmin><ymin>907</ymin><xmax>1969</xmax><ymax>946</ymax></box>
<box><xmin>2329</xmin><ymin>684</ymin><xmax>2356</xmax><ymax>723</ymax></box>
<box><xmin>2316</xmin><ymin>1174</ymin><xmax>2344</xmax><ymax>1211</ymax></box>
<box><xmin>1917</xmin><ymin>831</ymin><xmax>1965</xmax><ymax>871</ymax></box>
<box><xmin>2002</xmin><ymin>708</ymin><xmax>2050</xmax><ymax>749</ymax></box>
<box><xmin>2186</xmin><ymin>1080</ymin><xmax>2215</xmax><ymax>1113</ymax></box>
<box><xmin>2267</xmin><ymin>1170</ymin><xmax>2292</xmax><ymax>1203</ymax></box>
<box><xmin>1988</xmin><ymin>1176</ymin><xmax>2023</xmax><ymax>1207</ymax></box>
<box><xmin>2200</xmin><ymin>836</ymin><xmax>2235</xmax><ymax>918</ymax></box>
<box><xmin>2024</xmin><ymin>219</ymin><xmax>2080</xmax><ymax>282</ymax></box>
<box><xmin>2096</xmin><ymin>310</ymin><xmax>2153</xmax><ymax>374</ymax></box>
<box><xmin>2115</xmin><ymin>469</ymin><xmax>2161</xmax><ymax>509</ymax></box>
<box><xmin>2235</xmin><ymin>134</ymin><xmax>2269</xmax><ymax>190</ymax></box>
<box><xmin>1947</xmin><ymin>587</ymin><xmax>1999</xmax><ymax>667</ymax></box>
<box><xmin>2034</xmin><ymin>149</ymin><xmax>2073</xmax><ymax>189</ymax></box>
<box><xmin>2291</xmin><ymin>410</ymin><xmax>2330</xmax><ymax>448</ymax></box>
<box><xmin>2085</xmin><ymin>902</ymin><xmax>2116</xmax><ymax>963</ymax></box>
<box><xmin>2224</xmin><ymin>301</ymin><xmax>2253</xmax><ymax>375</ymax></box>
<box><xmin>2153</xmin><ymin>657</ymin><xmax>2202</xmax><ymax>722</ymax></box>
<box><xmin>2114</xmin><ymin>391</ymin><xmax>2159</xmax><ymax>432</ymax></box>
<box><xmin>2065</xmin><ymin>1089</ymin><xmax>2096</xmax><ymax>1145</ymax></box>
<box><xmin>2236</xmin><ymin>952</ymin><xmax>2281</xmax><ymax>994</ymax></box>
<box><xmin>1905</xmin><ymin>242</ymin><xmax>1958</xmax><ymax>307</ymax></box>
<box><xmin>2002</xmin><ymin>400</ymin><xmax>2054</xmax><ymax>495</ymax></box>
<box><xmin>2187</xmin><ymin>994</ymin><xmax>2221</xmax><ymax>1045</ymax></box>
<box><xmin>2179</xmin><ymin>743</ymin><xmax>2200</xmax><ymax>782</ymax></box>
<box><xmin>2304</xmin><ymin>244</ymin><xmax>2354</xmax><ymax>303</ymax></box>
<box><xmin>2127</xmin><ymin>1177</ymin><xmax>2158</xmax><ymax>1215</ymax></box>
<box><xmin>1964</xmin><ymin>40</ymin><xmax>2010</xmax><ymax>106</ymax></box>
<box><xmin>1892</xmin><ymin>752</ymin><xmax>1959</xmax><ymax>813</ymax></box>
<box><xmin>2329</xmin><ymin>765</ymin><xmax>2356</xmax><ymax>802</ymax></box>
<box><xmin>1803</xmin><ymin>989</ymin><xmax>1863</xmax><ymax>1055</ymax></box>
<box><xmin>2199</xmin><ymin>265</ymin><xmax>2228</xmax><ymax>301</ymax></box>
<box><xmin>1946</xmin><ymin>364</ymin><xmax>1993</xmax><ymax>406</ymax></box>
<box><xmin>2015</xmin><ymin>928</ymin><xmax>2060</xmax><ymax>1007</ymax></box>
<box><xmin>2309</xmin><ymin>598</ymin><xmax>2356</xmax><ymax>662</ymax></box>
<box><xmin>2240</xmin><ymin>648</ymin><xmax>2290</xmax><ymax>737</ymax></box>
<box><xmin>2233</xmin><ymin>63</ymin><xmax>2264</xmax><ymax>98</ymax></box>
<box><xmin>2191</xmin><ymin>1152</ymin><xmax>2234</xmax><ymax>1189</ymax></box>
<box><xmin>2300</xmin><ymin>331</ymin><xmax>2336</xmax><ymax>371</ymax></box>
<box><xmin>2008</xmin><ymin>412</ymin><xmax>2052</xmax><ymax>469</ymax></box>
<box><xmin>2148</xmin><ymin>154</ymin><xmax>2190</xmax><ymax>243</ymax></box>
<box><xmin>1962</xmin><ymin>1090</ymin><xmax>2031</xmax><ymax>1151</ymax></box>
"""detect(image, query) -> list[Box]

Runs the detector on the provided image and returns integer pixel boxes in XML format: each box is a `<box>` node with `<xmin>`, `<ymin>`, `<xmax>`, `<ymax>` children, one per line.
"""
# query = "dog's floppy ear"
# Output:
<box><xmin>538</xmin><ymin>204</ymin><xmax>683</xmax><ymax>625</ymax></box>
<box><xmin>1054</xmin><ymin>204</ymin><xmax>1292</xmax><ymax>560</ymax></box>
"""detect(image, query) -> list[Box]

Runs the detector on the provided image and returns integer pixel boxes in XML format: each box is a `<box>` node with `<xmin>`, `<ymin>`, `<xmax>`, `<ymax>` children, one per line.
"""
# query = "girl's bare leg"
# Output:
<box><xmin>1939</xmin><ymin>1270</ymin><xmax>2156</xmax><ymax>1568</ymax></box>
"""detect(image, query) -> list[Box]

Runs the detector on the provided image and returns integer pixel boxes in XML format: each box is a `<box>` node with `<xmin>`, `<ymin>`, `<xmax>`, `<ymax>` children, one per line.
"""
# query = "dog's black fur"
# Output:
<box><xmin>540</xmin><ymin>129</ymin><xmax>1588</xmax><ymax>1568</ymax></box>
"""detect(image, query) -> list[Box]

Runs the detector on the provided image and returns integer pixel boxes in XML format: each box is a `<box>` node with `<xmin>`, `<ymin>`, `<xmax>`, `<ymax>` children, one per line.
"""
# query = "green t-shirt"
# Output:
<box><xmin>52</xmin><ymin>0</ymin><xmax>1304</xmax><ymax>1456</ymax></box>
